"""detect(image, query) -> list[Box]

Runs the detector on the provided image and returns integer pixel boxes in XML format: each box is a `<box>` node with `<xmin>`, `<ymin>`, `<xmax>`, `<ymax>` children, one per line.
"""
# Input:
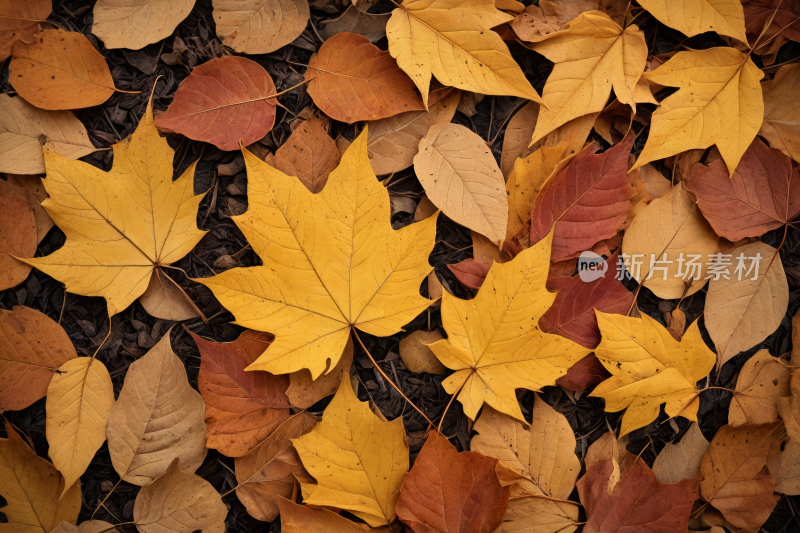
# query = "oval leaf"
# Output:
<box><xmin>92</xmin><ymin>0</ymin><xmax>195</xmax><ymax>50</ymax></box>
<box><xmin>213</xmin><ymin>0</ymin><xmax>309</xmax><ymax>54</ymax></box>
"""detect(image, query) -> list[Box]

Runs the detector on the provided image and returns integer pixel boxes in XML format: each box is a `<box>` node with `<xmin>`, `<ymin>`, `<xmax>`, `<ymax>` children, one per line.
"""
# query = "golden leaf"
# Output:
<box><xmin>637</xmin><ymin>0</ymin><xmax>747</xmax><ymax>42</ymax></box>
<box><xmin>728</xmin><ymin>350</ymin><xmax>790</xmax><ymax>427</ymax></box>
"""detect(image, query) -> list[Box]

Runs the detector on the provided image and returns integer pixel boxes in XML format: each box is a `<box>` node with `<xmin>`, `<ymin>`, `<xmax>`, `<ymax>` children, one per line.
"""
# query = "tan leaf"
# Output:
<box><xmin>0</xmin><ymin>422</ymin><xmax>81</xmax><ymax>533</ymax></box>
<box><xmin>776</xmin><ymin>437</ymin><xmax>800</xmax><ymax>495</ymax></box>
<box><xmin>278</xmin><ymin>499</ymin><xmax>385</xmax><ymax>532</ymax></box>
<box><xmin>319</xmin><ymin>6</ymin><xmax>391</xmax><ymax>43</ymax></box>
<box><xmin>274</xmin><ymin>114</ymin><xmax>341</xmax><ymax>193</ymax></box>
<box><xmin>0</xmin><ymin>306</ymin><xmax>77</xmax><ymax>411</ymax></box>
<box><xmin>652</xmin><ymin>422</ymin><xmax>710</xmax><ymax>484</ymax></box>
<box><xmin>778</xmin><ymin>310</ymin><xmax>800</xmax><ymax>442</ymax></box>
<box><xmin>133</xmin><ymin>459</ymin><xmax>227</xmax><ymax>533</ymax></box>
<box><xmin>234</xmin><ymin>412</ymin><xmax>317</xmax><ymax>522</ymax></box>
<box><xmin>106</xmin><ymin>333</ymin><xmax>207</xmax><ymax>486</ymax></box>
<box><xmin>0</xmin><ymin>94</ymin><xmax>100</xmax><ymax>175</ymax></box>
<box><xmin>760</xmin><ymin>63</ymin><xmax>800</xmax><ymax>164</ymax></box>
<box><xmin>0</xmin><ymin>0</ymin><xmax>50</xmax><ymax>61</ymax></box>
<box><xmin>399</xmin><ymin>330</ymin><xmax>447</xmax><ymax>374</ymax></box>
<box><xmin>705</xmin><ymin>242</ymin><xmax>789</xmax><ymax>369</ymax></box>
<box><xmin>46</xmin><ymin>357</ymin><xmax>114</xmax><ymax>496</ymax></box>
<box><xmin>636</xmin><ymin>0</ymin><xmax>747</xmax><ymax>42</ymax></box>
<box><xmin>286</xmin><ymin>336</ymin><xmax>354</xmax><ymax>410</ymax></box>
<box><xmin>6</xmin><ymin>175</ymin><xmax>54</xmax><ymax>242</ymax></box>
<box><xmin>622</xmin><ymin>164</ymin><xmax>671</xmax><ymax>230</ymax></box>
<box><xmin>213</xmin><ymin>0</ymin><xmax>309</xmax><ymax>54</ymax></box>
<box><xmin>10</xmin><ymin>29</ymin><xmax>118</xmax><ymax>110</ymax></box>
<box><xmin>51</xmin><ymin>520</ymin><xmax>117</xmax><ymax>533</ymax></box>
<box><xmin>0</xmin><ymin>180</ymin><xmax>36</xmax><ymax>291</ymax></box>
<box><xmin>729</xmin><ymin>350</ymin><xmax>791</xmax><ymax>426</ymax></box>
<box><xmin>415</xmin><ymin>123</ymin><xmax>508</xmax><ymax>246</ymax></box>
<box><xmin>500</xmin><ymin>102</ymin><xmax>539</xmax><ymax>178</ymax></box>
<box><xmin>511</xmin><ymin>0</ymin><xmax>568</xmax><ymax>42</ymax></box>
<box><xmin>366</xmin><ymin>89</ymin><xmax>461</xmax><ymax>176</ymax></box>
<box><xmin>138</xmin><ymin>269</ymin><xmax>203</xmax><ymax>322</ymax></box>
<box><xmin>492</xmin><ymin>496</ymin><xmax>579</xmax><ymax>533</ymax></box>
<box><xmin>621</xmin><ymin>183</ymin><xmax>719</xmax><ymax>299</ymax></box>
<box><xmin>92</xmin><ymin>0</ymin><xmax>195</xmax><ymax>50</ymax></box>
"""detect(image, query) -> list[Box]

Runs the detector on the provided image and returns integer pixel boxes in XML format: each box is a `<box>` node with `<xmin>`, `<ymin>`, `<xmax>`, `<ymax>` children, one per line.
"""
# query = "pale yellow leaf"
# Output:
<box><xmin>399</xmin><ymin>330</ymin><xmax>447</xmax><ymax>374</ymax></box>
<box><xmin>652</xmin><ymin>422</ymin><xmax>709</xmax><ymax>484</ymax></box>
<box><xmin>213</xmin><ymin>0</ymin><xmax>309</xmax><ymax>54</ymax></box>
<box><xmin>92</xmin><ymin>0</ymin><xmax>196</xmax><ymax>50</ymax></box>
<box><xmin>637</xmin><ymin>0</ymin><xmax>747</xmax><ymax>42</ymax></box>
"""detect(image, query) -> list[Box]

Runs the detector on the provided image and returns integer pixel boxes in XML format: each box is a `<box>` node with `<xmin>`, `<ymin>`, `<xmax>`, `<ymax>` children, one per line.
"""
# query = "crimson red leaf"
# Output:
<box><xmin>556</xmin><ymin>354</ymin><xmax>610</xmax><ymax>391</ymax></box>
<box><xmin>447</xmin><ymin>259</ymin><xmax>490</xmax><ymax>290</ymax></box>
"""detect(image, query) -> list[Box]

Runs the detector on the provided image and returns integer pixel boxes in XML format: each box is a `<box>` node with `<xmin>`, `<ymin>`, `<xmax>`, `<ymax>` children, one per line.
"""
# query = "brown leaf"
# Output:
<box><xmin>319</xmin><ymin>6</ymin><xmax>391</xmax><ymax>43</ymax></box>
<box><xmin>213</xmin><ymin>0</ymin><xmax>309</xmax><ymax>54</ymax></box>
<box><xmin>511</xmin><ymin>0</ymin><xmax>568</xmax><ymax>42</ymax></box>
<box><xmin>52</xmin><ymin>520</ymin><xmax>117</xmax><ymax>533</ymax></box>
<box><xmin>396</xmin><ymin>430</ymin><xmax>511</xmax><ymax>533</ymax></box>
<box><xmin>492</xmin><ymin>496</ymin><xmax>579</xmax><ymax>533</ymax></box>
<box><xmin>742</xmin><ymin>0</ymin><xmax>800</xmax><ymax>63</ymax></box>
<box><xmin>556</xmin><ymin>353</ymin><xmax>611</xmax><ymax>391</ymax></box>
<box><xmin>500</xmin><ymin>102</ymin><xmax>539</xmax><ymax>177</ymax></box>
<box><xmin>155</xmin><ymin>56</ymin><xmax>277</xmax><ymax>151</ymax></box>
<box><xmin>729</xmin><ymin>350</ymin><xmax>791</xmax><ymax>426</ymax></box>
<box><xmin>278</xmin><ymin>499</ymin><xmax>386</xmax><ymax>532</ymax></box>
<box><xmin>286</xmin><ymin>336</ymin><xmax>354</xmax><ymax>410</ymax></box>
<box><xmin>133</xmin><ymin>458</ymin><xmax>227</xmax><ymax>533</ymax></box>
<box><xmin>530</xmin><ymin>134</ymin><xmax>634</xmax><ymax>261</ymax></box>
<box><xmin>622</xmin><ymin>164</ymin><xmax>671</xmax><ymax>230</ymax></box>
<box><xmin>760</xmin><ymin>63</ymin><xmax>800</xmax><ymax>164</ymax></box>
<box><xmin>0</xmin><ymin>179</ymin><xmax>36</xmax><ymax>291</ymax></box>
<box><xmin>305</xmin><ymin>32</ymin><xmax>428</xmax><ymax>123</ymax></box>
<box><xmin>652</xmin><ymin>423</ymin><xmax>710</xmax><ymax>484</ymax></box>
<box><xmin>106</xmin><ymin>333</ymin><xmax>207</xmax><ymax>485</ymax></box>
<box><xmin>10</xmin><ymin>28</ymin><xmax>117</xmax><ymax>110</ymax></box>
<box><xmin>447</xmin><ymin>259</ymin><xmax>490</xmax><ymax>290</ymax></box>
<box><xmin>399</xmin><ymin>330</ymin><xmax>447</xmax><ymax>374</ymax></box>
<box><xmin>139</xmin><ymin>269</ymin><xmax>203</xmax><ymax>322</ymax></box>
<box><xmin>778</xmin><ymin>311</ymin><xmax>800</xmax><ymax>442</ymax></box>
<box><xmin>190</xmin><ymin>328</ymin><xmax>291</xmax><ymax>457</ymax></box>
<box><xmin>0</xmin><ymin>0</ymin><xmax>50</xmax><ymax>60</ymax></box>
<box><xmin>234</xmin><ymin>412</ymin><xmax>317</xmax><ymax>522</ymax></box>
<box><xmin>92</xmin><ymin>0</ymin><xmax>195</xmax><ymax>50</ymax></box>
<box><xmin>684</xmin><ymin>139</ymin><xmax>800</xmax><ymax>240</ymax></box>
<box><xmin>0</xmin><ymin>306</ymin><xmax>76</xmax><ymax>411</ymax></box>
<box><xmin>274</xmin><ymin>114</ymin><xmax>341</xmax><ymax>193</ymax></box>
<box><xmin>6</xmin><ymin>175</ymin><xmax>53</xmax><ymax>243</ymax></box>
<box><xmin>700</xmin><ymin>422</ymin><xmax>783</xmax><ymax>532</ymax></box>
<box><xmin>776</xmin><ymin>437</ymin><xmax>800</xmax><ymax>495</ymax></box>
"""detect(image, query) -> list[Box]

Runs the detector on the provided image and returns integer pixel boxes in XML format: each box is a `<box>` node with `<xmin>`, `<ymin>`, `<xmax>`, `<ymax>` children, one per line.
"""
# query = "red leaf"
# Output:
<box><xmin>189</xmin><ymin>328</ymin><xmax>291</xmax><ymax>457</ymax></box>
<box><xmin>530</xmin><ymin>134</ymin><xmax>635</xmax><ymax>261</ymax></box>
<box><xmin>447</xmin><ymin>259</ymin><xmax>490</xmax><ymax>290</ymax></box>
<box><xmin>683</xmin><ymin>138</ymin><xmax>800</xmax><ymax>240</ymax></box>
<box><xmin>156</xmin><ymin>56</ymin><xmax>277</xmax><ymax>151</ymax></box>
<box><xmin>396</xmin><ymin>431</ymin><xmax>511</xmax><ymax>533</ymax></box>
<box><xmin>577</xmin><ymin>458</ymin><xmax>699</xmax><ymax>532</ymax></box>
<box><xmin>556</xmin><ymin>354</ymin><xmax>611</xmax><ymax>391</ymax></box>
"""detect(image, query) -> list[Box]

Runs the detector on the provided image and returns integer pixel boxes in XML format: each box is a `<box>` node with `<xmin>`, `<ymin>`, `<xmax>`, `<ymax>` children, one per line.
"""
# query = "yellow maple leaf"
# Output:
<box><xmin>386</xmin><ymin>0</ymin><xmax>542</xmax><ymax>107</ymax></box>
<box><xmin>292</xmin><ymin>379</ymin><xmax>408</xmax><ymax>527</ymax></box>
<box><xmin>428</xmin><ymin>231</ymin><xmax>590</xmax><ymax>422</ymax></box>
<box><xmin>20</xmin><ymin>97</ymin><xmax>207</xmax><ymax>316</ymax></box>
<box><xmin>591</xmin><ymin>311</ymin><xmax>716</xmax><ymax>436</ymax></box>
<box><xmin>636</xmin><ymin>0</ymin><xmax>747</xmax><ymax>43</ymax></box>
<box><xmin>530</xmin><ymin>11</ymin><xmax>649</xmax><ymax>145</ymax></box>
<box><xmin>631</xmin><ymin>47</ymin><xmax>764</xmax><ymax>176</ymax></box>
<box><xmin>198</xmin><ymin>129</ymin><xmax>438</xmax><ymax>379</ymax></box>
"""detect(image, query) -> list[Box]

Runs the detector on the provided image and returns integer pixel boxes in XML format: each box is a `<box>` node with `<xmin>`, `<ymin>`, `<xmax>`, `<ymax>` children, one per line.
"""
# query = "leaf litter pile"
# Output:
<box><xmin>4</xmin><ymin>0</ymin><xmax>800</xmax><ymax>532</ymax></box>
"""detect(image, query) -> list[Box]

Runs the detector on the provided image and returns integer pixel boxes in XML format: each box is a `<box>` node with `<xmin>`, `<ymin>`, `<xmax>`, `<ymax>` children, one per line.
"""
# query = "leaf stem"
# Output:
<box><xmin>437</xmin><ymin>379</ymin><xmax>465</xmax><ymax>434</ymax></box>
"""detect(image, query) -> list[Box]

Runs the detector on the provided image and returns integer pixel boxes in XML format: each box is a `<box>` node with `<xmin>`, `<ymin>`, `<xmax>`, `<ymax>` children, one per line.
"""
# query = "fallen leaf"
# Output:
<box><xmin>23</xmin><ymin>95</ymin><xmax>207</xmax><ymax>317</ymax></box>
<box><xmin>591</xmin><ymin>311</ymin><xmax>716</xmax><ymax>436</ymax></box>
<box><xmin>760</xmin><ymin>63</ymin><xmax>800</xmax><ymax>164</ymax></box>
<box><xmin>492</xmin><ymin>495</ymin><xmax>579</xmax><ymax>533</ymax></box>
<box><xmin>429</xmin><ymin>231</ymin><xmax>590</xmax><ymax>421</ymax></box>
<box><xmin>415</xmin><ymin>123</ymin><xmax>507</xmax><ymax>247</ymax></box>
<box><xmin>6</xmin><ymin>175</ymin><xmax>54</xmax><ymax>242</ymax></box>
<box><xmin>622</xmin><ymin>164</ymin><xmax>671</xmax><ymax>229</ymax></box>
<box><xmin>776</xmin><ymin>437</ymin><xmax>800</xmax><ymax>495</ymax></box>
<box><xmin>621</xmin><ymin>183</ymin><xmax>719</xmax><ymax>299</ymax></box>
<box><xmin>190</xmin><ymin>328</ymin><xmax>291</xmax><ymax>457</ymax></box>
<box><xmin>539</xmin><ymin>250</ymin><xmax>634</xmax><ymax>349</ymax></box>
<box><xmin>0</xmin><ymin>179</ymin><xmax>36</xmax><ymax>291</ymax></box>
<box><xmin>0</xmin><ymin>306</ymin><xmax>77</xmax><ymax>411</ymax></box>
<box><xmin>386</xmin><ymin>0</ymin><xmax>542</xmax><ymax>106</ymax></box>
<box><xmin>399</xmin><ymin>330</ymin><xmax>447</xmax><ymax>374</ymax></box>
<box><xmin>684</xmin><ymin>139</ymin><xmax>800</xmax><ymax>240</ymax></box>
<box><xmin>46</xmin><ymin>357</ymin><xmax>113</xmax><ymax>496</ymax></box>
<box><xmin>287</xmin><ymin>336</ymin><xmax>354</xmax><ymax>410</ymax></box>
<box><xmin>367</xmin><ymin>89</ymin><xmax>461</xmax><ymax>176</ymax></box>
<box><xmin>278</xmin><ymin>499</ymin><xmax>384</xmax><ymax>532</ymax></box>
<box><xmin>556</xmin><ymin>354</ymin><xmax>611</xmax><ymax>391</ymax></box>
<box><xmin>274</xmin><ymin>114</ymin><xmax>340</xmax><ymax>193</ymax></box>
<box><xmin>530</xmin><ymin>134</ymin><xmax>635</xmax><ymax>261</ymax></box>
<box><xmin>500</xmin><ymin>102</ymin><xmax>539</xmax><ymax>177</ymax></box>
<box><xmin>511</xmin><ymin>0</ymin><xmax>568</xmax><ymax>41</ymax></box>
<box><xmin>92</xmin><ymin>0</ymin><xmax>195</xmax><ymax>50</ymax></box>
<box><xmin>700</xmin><ymin>422</ymin><xmax>783</xmax><ymax>532</ymax></box>
<box><xmin>729</xmin><ymin>350</ymin><xmax>791</xmax><ymax>426</ymax></box>
<box><xmin>197</xmin><ymin>129</ymin><xmax>437</xmax><ymax>379</ymax></box>
<box><xmin>293</xmin><ymin>379</ymin><xmax>408</xmax><ymax>527</ymax></box>
<box><xmin>213</xmin><ymin>0</ymin><xmax>309</xmax><ymax>54</ymax></box>
<box><xmin>704</xmin><ymin>241</ymin><xmax>788</xmax><ymax>369</ymax></box>
<box><xmin>234</xmin><ymin>412</ymin><xmax>316</xmax><ymax>522</ymax></box>
<box><xmin>631</xmin><ymin>48</ymin><xmax>764</xmax><ymax>176</ymax></box>
<box><xmin>652</xmin><ymin>422</ymin><xmax>710</xmax><ymax>484</ymax></box>
<box><xmin>0</xmin><ymin>422</ymin><xmax>81</xmax><ymax>533</ymax></box>
<box><xmin>742</xmin><ymin>0</ymin><xmax>800</xmax><ymax>61</ymax></box>
<box><xmin>319</xmin><ymin>6</ymin><xmax>391</xmax><ymax>43</ymax></box>
<box><xmin>305</xmin><ymin>32</ymin><xmax>428</xmax><ymax>123</ymax></box>
<box><xmin>138</xmin><ymin>269</ymin><xmax>203</xmax><ymax>321</ymax></box>
<box><xmin>156</xmin><ymin>56</ymin><xmax>277</xmax><ymax>151</ymax></box>
<box><xmin>51</xmin><ymin>521</ymin><xmax>117</xmax><ymax>533</ymax></box>
<box><xmin>577</xmin><ymin>457</ymin><xmax>699</xmax><ymax>532</ymax></box>
<box><xmin>0</xmin><ymin>0</ymin><xmax>50</xmax><ymax>60</ymax></box>
<box><xmin>133</xmin><ymin>458</ymin><xmax>227</xmax><ymax>533</ymax></box>
<box><xmin>778</xmin><ymin>310</ymin><xmax>800</xmax><ymax>442</ymax></box>
<box><xmin>106</xmin><ymin>333</ymin><xmax>207</xmax><ymax>486</ymax></box>
<box><xmin>529</xmin><ymin>12</ymin><xmax>648</xmax><ymax>145</ymax></box>
<box><xmin>560</xmin><ymin>0</ymin><xmax>627</xmax><ymax>24</ymax></box>
<box><xmin>10</xmin><ymin>28</ymin><xmax>118</xmax><ymax>110</ymax></box>
<box><xmin>636</xmin><ymin>0</ymin><xmax>747</xmax><ymax>42</ymax></box>
<box><xmin>396</xmin><ymin>430</ymin><xmax>511</xmax><ymax>533</ymax></box>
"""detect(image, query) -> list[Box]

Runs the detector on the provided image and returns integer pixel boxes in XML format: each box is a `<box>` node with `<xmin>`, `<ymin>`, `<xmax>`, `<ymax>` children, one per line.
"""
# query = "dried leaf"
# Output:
<box><xmin>92</xmin><ymin>0</ymin><xmax>195</xmax><ymax>50</ymax></box>
<box><xmin>622</xmin><ymin>164</ymin><xmax>671</xmax><ymax>230</ymax></box>
<box><xmin>396</xmin><ymin>430</ymin><xmax>510</xmax><ymax>533</ymax></box>
<box><xmin>46</xmin><ymin>357</ymin><xmax>113</xmax><ymax>496</ymax></box>
<box><xmin>274</xmin><ymin>114</ymin><xmax>340</xmax><ymax>193</ymax></box>
<box><xmin>728</xmin><ymin>350</ymin><xmax>790</xmax><ymax>426</ymax></box>
<box><xmin>636</xmin><ymin>0</ymin><xmax>747</xmax><ymax>42</ymax></box>
<box><xmin>399</xmin><ymin>330</ymin><xmax>447</xmax><ymax>374</ymax></box>
<box><xmin>386</xmin><ymin>0</ymin><xmax>542</xmax><ymax>106</ymax></box>
<box><xmin>51</xmin><ymin>521</ymin><xmax>117</xmax><ymax>533</ymax></box>
<box><xmin>415</xmin><ymin>123</ymin><xmax>507</xmax><ymax>247</ymax></box>
<box><xmin>139</xmin><ymin>268</ymin><xmax>202</xmax><ymax>321</ymax></box>
<box><xmin>493</xmin><ymin>496</ymin><xmax>579</xmax><ymax>533</ymax></box>
<box><xmin>0</xmin><ymin>179</ymin><xmax>36</xmax><ymax>291</ymax></box>
<box><xmin>776</xmin><ymin>437</ymin><xmax>800</xmax><ymax>495</ymax></box>
<box><xmin>592</xmin><ymin>311</ymin><xmax>716</xmax><ymax>436</ymax></box>
<box><xmin>213</xmin><ymin>0</ymin><xmax>309</xmax><ymax>54</ymax></box>
<box><xmin>511</xmin><ymin>0</ymin><xmax>568</xmax><ymax>42</ymax></box>
<box><xmin>743</xmin><ymin>0</ymin><xmax>800</xmax><ymax>59</ymax></box>
<box><xmin>319</xmin><ymin>6</ymin><xmax>391</xmax><ymax>43</ymax></box>
<box><xmin>700</xmin><ymin>422</ymin><xmax>783</xmax><ymax>532</ymax></box>
<box><xmin>286</xmin><ymin>337</ymin><xmax>353</xmax><ymax>410</ymax></box>
<box><xmin>156</xmin><ymin>56</ymin><xmax>277</xmax><ymax>151</ymax></box>
<box><xmin>0</xmin><ymin>0</ymin><xmax>50</xmax><ymax>60</ymax></box>
<box><xmin>278</xmin><ymin>499</ymin><xmax>384</xmax><ymax>532</ymax></box>
<box><xmin>10</xmin><ymin>29</ymin><xmax>117</xmax><ymax>110</ymax></box>
<box><xmin>760</xmin><ymin>63</ymin><xmax>800</xmax><ymax>164</ymax></box>
<box><xmin>6</xmin><ymin>175</ymin><xmax>54</xmax><ymax>242</ymax></box>
<box><xmin>234</xmin><ymin>412</ymin><xmax>316</xmax><ymax>522</ymax></box>
<box><xmin>293</xmin><ymin>379</ymin><xmax>408</xmax><ymax>527</ymax></box>
<box><xmin>191</xmin><ymin>329</ymin><xmax>291</xmax><ymax>457</ymax></box>
<box><xmin>556</xmin><ymin>354</ymin><xmax>611</xmax><ymax>391</ymax></box>
<box><xmin>0</xmin><ymin>306</ymin><xmax>77</xmax><ymax>411</ymax></box>
<box><xmin>107</xmin><ymin>334</ymin><xmax>207</xmax><ymax>486</ymax></box>
<box><xmin>0</xmin><ymin>422</ymin><xmax>81</xmax><ymax>533</ymax></box>
<box><xmin>500</xmin><ymin>102</ymin><xmax>539</xmax><ymax>178</ymax></box>
<box><xmin>652</xmin><ymin>422</ymin><xmax>710</xmax><ymax>484</ymax></box>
